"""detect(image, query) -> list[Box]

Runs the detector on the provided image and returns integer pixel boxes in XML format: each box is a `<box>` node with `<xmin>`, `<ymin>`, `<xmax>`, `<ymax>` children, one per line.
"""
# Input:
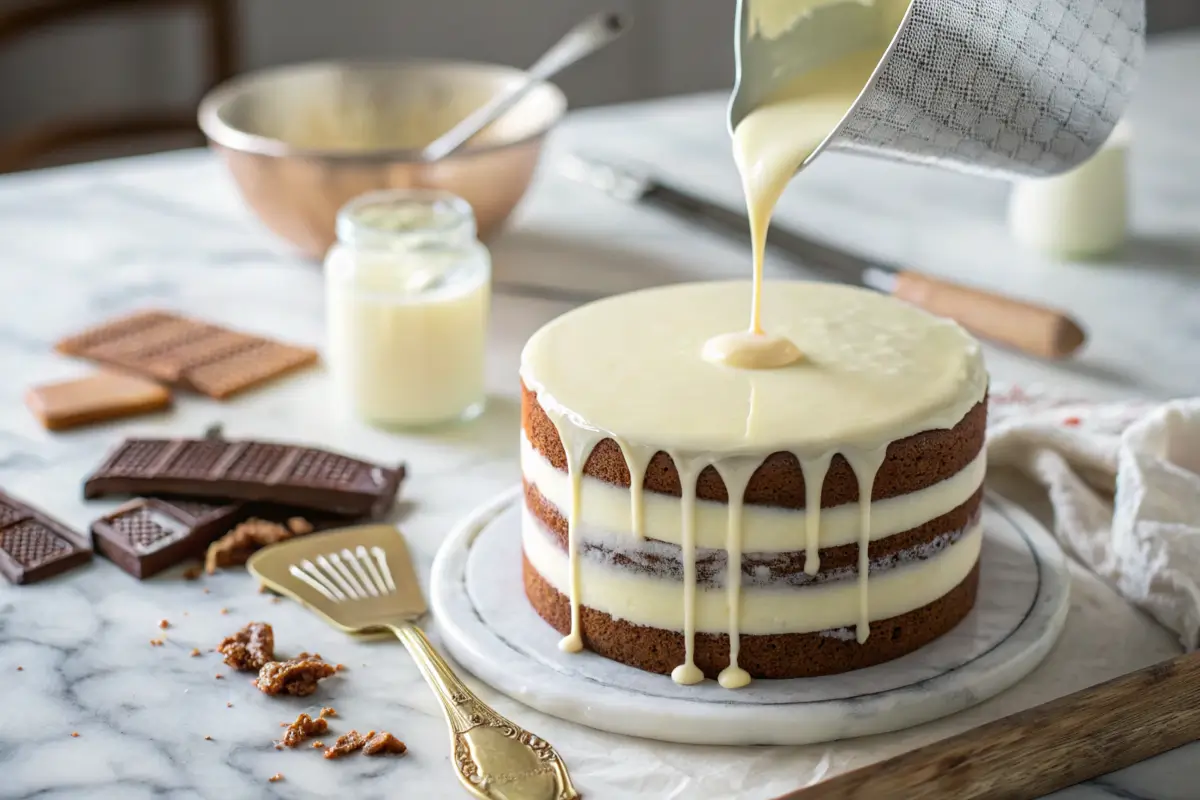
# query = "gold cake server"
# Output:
<box><xmin>247</xmin><ymin>525</ymin><xmax>577</xmax><ymax>800</ymax></box>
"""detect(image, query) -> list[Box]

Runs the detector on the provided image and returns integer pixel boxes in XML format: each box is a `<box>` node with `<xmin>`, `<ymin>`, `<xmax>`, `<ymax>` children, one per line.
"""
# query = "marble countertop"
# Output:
<box><xmin>2</xmin><ymin>33</ymin><xmax>1200</xmax><ymax>800</ymax></box>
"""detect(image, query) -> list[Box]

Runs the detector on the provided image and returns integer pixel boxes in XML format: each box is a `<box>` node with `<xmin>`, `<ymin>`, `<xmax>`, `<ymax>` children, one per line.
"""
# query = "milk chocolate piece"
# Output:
<box><xmin>0</xmin><ymin>490</ymin><xmax>91</xmax><ymax>585</ymax></box>
<box><xmin>91</xmin><ymin>498</ymin><xmax>245</xmax><ymax>579</ymax></box>
<box><xmin>25</xmin><ymin>371</ymin><xmax>172</xmax><ymax>431</ymax></box>
<box><xmin>55</xmin><ymin>310</ymin><xmax>318</xmax><ymax>399</ymax></box>
<box><xmin>83</xmin><ymin>434</ymin><xmax>405</xmax><ymax>517</ymax></box>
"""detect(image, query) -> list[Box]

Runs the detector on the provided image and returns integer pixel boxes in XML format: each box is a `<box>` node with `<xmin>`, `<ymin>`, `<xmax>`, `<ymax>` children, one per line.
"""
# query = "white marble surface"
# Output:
<box><xmin>0</xmin><ymin>34</ymin><xmax>1198</xmax><ymax>800</ymax></box>
<box><xmin>432</xmin><ymin>490</ymin><xmax>1069</xmax><ymax>746</ymax></box>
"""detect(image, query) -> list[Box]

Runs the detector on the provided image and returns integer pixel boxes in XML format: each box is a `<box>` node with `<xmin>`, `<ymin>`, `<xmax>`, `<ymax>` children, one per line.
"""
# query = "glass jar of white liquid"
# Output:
<box><xmin>324</xmin><ymin>190</ymin><xmax>490</xmax><ymax>428</ymax></box>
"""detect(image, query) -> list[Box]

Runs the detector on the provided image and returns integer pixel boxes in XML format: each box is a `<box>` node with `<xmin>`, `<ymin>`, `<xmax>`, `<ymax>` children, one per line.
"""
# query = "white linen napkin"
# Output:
<box><xmin>987</xmin><ymin>384</ymin><xmax>1200</xmax><ymax>650</ymax></box>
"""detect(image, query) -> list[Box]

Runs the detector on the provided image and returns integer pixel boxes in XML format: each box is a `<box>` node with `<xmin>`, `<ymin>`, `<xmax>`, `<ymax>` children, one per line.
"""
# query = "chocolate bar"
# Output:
<box><xmin>83</xmin><ymin>433</ymin><xmax>405</xmax><ymax>517</ymax></box>
<box><xmin>0</xmin><ymin>490</ymin><xmax>92</xmax><ymax>585</ymax></box>
<box><xmin>92</xmin><ymin>498</ymin><xmax>245</xmax><ymax>579</ymax></box>
<box><xmin>55</xmin><ymin>310</ymin><xmax>319</xmax><ymax>400</ymax></box>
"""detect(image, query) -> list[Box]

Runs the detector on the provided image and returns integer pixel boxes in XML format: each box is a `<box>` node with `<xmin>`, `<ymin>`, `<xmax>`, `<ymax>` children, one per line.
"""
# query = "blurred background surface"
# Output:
<box><xmin>0</xmin><ymin>0</ymin><xmax>1195</xmax><ymax>172</ymax></box>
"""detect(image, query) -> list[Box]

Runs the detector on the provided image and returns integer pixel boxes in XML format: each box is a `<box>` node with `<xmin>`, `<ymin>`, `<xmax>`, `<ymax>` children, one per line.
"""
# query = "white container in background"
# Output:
<box><xmin>324</xmin><ymin>190</ymin><xmax>490</xmax><ymax>428</ymax></box>
<box><xmin>1007</xmin><ymin>121</ymin><xmax>1132</xmax><ymax>259</ymax></box>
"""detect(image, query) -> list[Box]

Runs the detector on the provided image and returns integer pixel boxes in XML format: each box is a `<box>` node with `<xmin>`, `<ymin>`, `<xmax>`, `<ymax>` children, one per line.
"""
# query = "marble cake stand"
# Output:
<box><xmin>430</xmin><ymin>488</ymin><xmax>1069</xmax><ymax>746</ymax></box>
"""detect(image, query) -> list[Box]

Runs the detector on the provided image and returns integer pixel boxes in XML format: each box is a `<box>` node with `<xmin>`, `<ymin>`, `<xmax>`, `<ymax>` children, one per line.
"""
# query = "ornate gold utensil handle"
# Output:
<box><xmin>390</xmin><ymin>622</ymin><xmax>578</xmax><ymax>800</ymax></box>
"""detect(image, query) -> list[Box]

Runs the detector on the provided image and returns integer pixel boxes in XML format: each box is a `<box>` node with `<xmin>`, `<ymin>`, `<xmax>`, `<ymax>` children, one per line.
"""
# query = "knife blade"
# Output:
<box><xmin>559</xmin><ymin>153</ymin><xmax>1088</xmax><ymax>360</ymax></box>
<box><xmin>558</xmin><ymin>153</ymin><xmax>897</xmax><ymax>292</ymax></box>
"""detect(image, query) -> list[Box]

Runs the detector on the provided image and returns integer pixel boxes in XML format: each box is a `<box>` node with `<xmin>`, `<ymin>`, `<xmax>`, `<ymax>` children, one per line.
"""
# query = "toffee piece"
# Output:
<box><xmin>281</xmin><ymin>713</ymin><xmax>328</xmax><ymax>748</ymax></box>
<box><xmin>217</xmin><ymin>622</ymin><xmax>276</xmax><ymax>671</ymax></box>
<box><xmin>256</xmin><ymin>654</ymin><xmax>336</xmax><ymax>697</ymax></box>
<box><xmin>362</xmin><ymin>731</ymin><xmax>407</xmax><ymax>756</ymax></box>
<box><xmin>323</xmin><ymin>730</ymin><xmax>368</xmax><ymax>759</ymax></box>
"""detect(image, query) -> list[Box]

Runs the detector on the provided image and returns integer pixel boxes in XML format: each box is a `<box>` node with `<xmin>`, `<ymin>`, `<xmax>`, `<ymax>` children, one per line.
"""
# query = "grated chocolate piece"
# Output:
<box><xmin>280</xmin><ymin>713</ymin><xmax>328</xmax><ymax>748</ymax></box>
<box><xmin>323</xmin><ymin>730</ymin><xmax>368</xmax><ymax>759</ymax></box>
<box><xmin>217</xmin><ymin>622</ymin><xmax>275</xmax><ymax>671</ymax></box>
<box><xmin>256</xmin><ymin>655</ymin><xmax>336</xmax><ymax>697</ymax></box>
<box><xmin>362</xmin><ymin>731</ymin><xmax>407</xmax><ymax>756</ymax></box>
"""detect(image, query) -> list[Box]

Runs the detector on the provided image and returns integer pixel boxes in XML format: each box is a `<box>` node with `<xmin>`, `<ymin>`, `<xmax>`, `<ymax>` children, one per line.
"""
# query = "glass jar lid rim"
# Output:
<box><xmin>336</xmin><ymin>189</ymin><xmax>475</xmax><ymax>244</ymax></box>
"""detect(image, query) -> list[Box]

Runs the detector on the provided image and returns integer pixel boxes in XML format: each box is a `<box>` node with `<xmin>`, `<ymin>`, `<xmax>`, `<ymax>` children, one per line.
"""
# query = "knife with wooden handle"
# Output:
<box><xmin>561</xmin><ymin>154</ymin><xmax>1087</xmax><ymax>360</ymax></box>
<box><xmin>774</xmin><ymin>651</ymin><xmax>1200</xmax><ymax>800</ymax></box>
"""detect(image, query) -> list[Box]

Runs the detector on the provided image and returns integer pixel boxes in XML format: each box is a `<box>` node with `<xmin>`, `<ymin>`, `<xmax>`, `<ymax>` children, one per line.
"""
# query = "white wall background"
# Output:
<box><xmin>0</xmin><ymin>0</ymin><xmax>1196</xmax><ymax>140</ymax></box>
<box><xmin>0</xmin><ymin>0</ymin><xmax>736</xmax><ymax>137</ymax></box>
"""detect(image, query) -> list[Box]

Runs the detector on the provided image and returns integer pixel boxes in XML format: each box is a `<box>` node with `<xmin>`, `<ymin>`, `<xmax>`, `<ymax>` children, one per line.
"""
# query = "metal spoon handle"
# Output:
<box><xmin>422</xmin><ymin>12</ymin><xmax>630</xmax><ymax>162</ymax></box>
<box><xmin>390</xmin><ymin>622</ymin><xmax>578</xmax><ymax>800</ymax></box>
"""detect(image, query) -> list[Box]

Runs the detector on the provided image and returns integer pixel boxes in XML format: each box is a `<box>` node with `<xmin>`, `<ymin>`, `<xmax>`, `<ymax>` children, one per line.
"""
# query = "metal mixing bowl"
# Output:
<box><xmin>198</xmin><ymin>59</ymin><xmax>567</xmax><ymax>258</ymax></box>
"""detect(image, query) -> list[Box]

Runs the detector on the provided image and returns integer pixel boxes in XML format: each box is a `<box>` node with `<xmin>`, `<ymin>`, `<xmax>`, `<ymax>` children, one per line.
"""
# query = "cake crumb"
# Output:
<box><xmin>149</xmin><ymin>639</ymin><xmax>164</xmax><ymax>647</ymax></box>
<box><xmin>158</xmin><ymin>619</ymin><xmax>169</xmax><ymax>629</ymax></box>
<box><xmin>268</xmin><ymin>773</ymin><xmax>283</xmax><ymax>783</ymax></box>
<box><xmin>219</xmin><ymin>608</ymin><xmax>229</xmax><ymax>615</ymax></box>
<box><xmin>182</xmin><ymin>565</ymin><xmax>202</xmax><ymax>581</ymax></box>
<box><xmin>70</xmin><ymin>732</ymin><xmax>80</xmax><ymax>738</ymax></box>
<box><xmin>189</xmin><ymin>648</ymin><xmax>202</xmax><ymax>657</ymax></box>
<box><xmin>204</xmin><ymin>735</ymin><xmax>213</xmax><ymax>741</ymax></box>
<box><xmin>215</xmin><ymin>674</ymin><xmax>224</xmax><ymax>680</ymax></box>
<box><xmin>334</xmin><ymin>664</ymin><xmax>346</xmax><ymax>672</ymax></box>
<box><xmin>217</xmin><ymin>622</ymin><xmax>275</xmax><ymax>671</ymax></box>
<box><xmin>270</xmin><ymin>597</ymin><xmax>281</xmax><ymax>604</ymax></box>
<box><xmin>281</xmin><ymin>713</ymin><xmax>328</xmax><ymax>748</ymax></box>
<box><xmin>362</xmin><ymin>731</ymin><xmax>407</xmax><ymax>756</ymax></box>
<box><xmin>206</xmin><ymin>517</ymin><xmax>314</xmax><ymax>574</ymax></box>
<box><xmin>286</xmin><ymin>517</ymin><xmax>313</xmax><ymax>535</ymax></box>
<box><xmin>323</xmin><ymin>730</ymin><xmax>368</xmax><ymax>759</ymax></box>
<box><xmin>256</xmin><ymin>655</ymin><xmax>336</xmax><ymax>697</ymax></box>
<box><xmin>16</xmin><ymin>666</ymin><xmax>22</xmax><ymax>671</ymax></box>
<box><xmin>226</xmin><ymin>702</ymin><xmax>233</xmax><ymax>708</ymax></box>
<box><xmin>312</xmin><ymin>741</ymin><xmax>324</xmax><ymax>749</ymax></box>
<box><xmin>257</xmin><ymin>584</ymin><xmax>268</xmax><ymax>594</ymax></box>
<box><xmin>318</xmin><ymin>707</ymin><xmax>336</xmax><ymax>718</ymax></box>
<box><xmin>203</xmin><ymin>588</ymin><xmax>210</xmax><ymax>594</ymax></box>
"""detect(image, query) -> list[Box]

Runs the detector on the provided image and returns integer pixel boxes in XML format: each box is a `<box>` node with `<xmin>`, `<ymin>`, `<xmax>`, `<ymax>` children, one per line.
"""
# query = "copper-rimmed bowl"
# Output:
<box><xmin>199</xmin><ymin>59</ymin><xmax>567</xmax><ymax>258</ymax></box>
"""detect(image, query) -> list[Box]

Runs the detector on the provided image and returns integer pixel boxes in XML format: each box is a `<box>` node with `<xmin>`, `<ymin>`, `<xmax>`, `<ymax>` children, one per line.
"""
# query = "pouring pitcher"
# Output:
<box><xmin>730</xmin><ymin>0</ymin><xmax>1146</xmax><ymax>178</ymax></box>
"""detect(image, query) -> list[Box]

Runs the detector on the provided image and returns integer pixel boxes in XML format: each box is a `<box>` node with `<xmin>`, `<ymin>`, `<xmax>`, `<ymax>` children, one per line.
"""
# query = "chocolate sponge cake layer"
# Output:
<box><xmin>524</xmin><ymin>479</ymin><xmax>984</xmax><ymax>585</ymax></box>
<box><xmin>524</xmin><ymin>554</ymin><xmax>980</xmax><ymax>680</ymax></box>
<box><xmin>522</xmin><ymin>382</ymin><xmax>986</xmax><ymax>510</ymax></box>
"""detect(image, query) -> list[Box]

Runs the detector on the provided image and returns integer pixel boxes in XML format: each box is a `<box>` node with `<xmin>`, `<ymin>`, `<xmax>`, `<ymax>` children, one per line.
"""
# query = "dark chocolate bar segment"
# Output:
<box><xmin>83</xmin><ymin>436</ymin><xmax>405</xmax><ymax>517</ymax></box>
<box><xmin>91</xmin><ymin>498</ymin><xmax>246</xmax><ymax>580</ymax></box>
<box><xmin>0</xmin><ymin>490</ymin><xmax>92</xmax><ymax>585</ymax></box>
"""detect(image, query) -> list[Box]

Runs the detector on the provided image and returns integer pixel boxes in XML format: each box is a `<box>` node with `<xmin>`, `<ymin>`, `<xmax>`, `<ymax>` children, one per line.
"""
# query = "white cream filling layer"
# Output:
<box><xmin>523</xmin><ymin>510</ymin><xmax>983</xmax><ymax>636</ymax></box>
<box><xmin>521</xmin><ymin>433</ymin><xmax>985</xmax><ymax>552</ymax></box>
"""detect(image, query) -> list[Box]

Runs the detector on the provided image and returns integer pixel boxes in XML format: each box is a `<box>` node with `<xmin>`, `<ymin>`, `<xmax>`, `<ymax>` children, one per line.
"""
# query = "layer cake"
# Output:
<box><xmin>519</xmin><ymin>280</ymin><xmax>987</xmax><ymax>688</ymax></box>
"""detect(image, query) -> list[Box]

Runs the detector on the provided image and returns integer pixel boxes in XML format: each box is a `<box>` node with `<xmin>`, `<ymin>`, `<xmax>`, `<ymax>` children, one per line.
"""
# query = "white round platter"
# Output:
<box><xmin>429</xmin><ymin>487</ymin><xmax>1068</xmax><ymax>746</ymax></box>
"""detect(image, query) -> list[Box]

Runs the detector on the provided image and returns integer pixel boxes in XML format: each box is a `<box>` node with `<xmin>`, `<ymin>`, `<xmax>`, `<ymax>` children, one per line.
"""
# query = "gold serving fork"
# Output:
<box><xmin>247</xmin><ymin>525</ymin><xmax>577</xmax><ymax>800</ymax></box>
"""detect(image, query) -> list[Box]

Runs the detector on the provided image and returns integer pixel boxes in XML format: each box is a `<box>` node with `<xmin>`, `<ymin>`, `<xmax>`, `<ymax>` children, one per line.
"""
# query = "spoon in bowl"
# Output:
<box><xmin>421</xmin><ymin>11</ymin><xmax>631</xmax><ymax>162</ymax></box>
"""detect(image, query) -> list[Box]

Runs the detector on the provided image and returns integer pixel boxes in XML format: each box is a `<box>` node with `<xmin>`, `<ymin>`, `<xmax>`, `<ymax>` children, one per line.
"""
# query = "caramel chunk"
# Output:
<box><xmin>281</xmin><ymin>713</ymin><xmax>329</xmax><ymax>748</ymax></box>
<box><xmin>286</xmin><ymin>517</ymin><xmax>313</xmax><ymax>535</ymax></box>
<box><xmin>216</xmin><ymin>622</ymin><xmax>275</xmax><ymax>671</ymax></box>
<box><xmin>256</xmin><ymin>655</ymin><xmax>336</xmax><ymax>697</ymax></box>
<box><xmin>362</xmin><ymin>731</ymin><xmax>407</xmax><ymax>756</ymax></box>
<box><xmin>205</xmin><ymin>518</ymin><xmax>314</xmax><ymax>573</ymax></box>
<box><xmin>323</xmin><ymin>730</ymin><xmax>368</xmax><ymax>759</ymax></box>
